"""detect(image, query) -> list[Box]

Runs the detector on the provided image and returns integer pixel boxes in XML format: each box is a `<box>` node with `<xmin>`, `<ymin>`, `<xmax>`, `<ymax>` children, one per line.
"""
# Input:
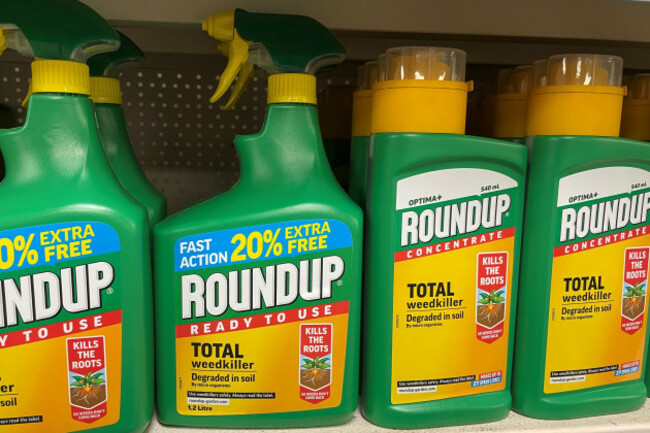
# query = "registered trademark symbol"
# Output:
<box><xmin>106</xmin><ymin>288</ymin><xmax>114</xmax><ymax>295</ymax></box>
<box><xmin>337</xmin><ymin>281</ymin><xmax>343</xmax><ymax>286</ymax></box>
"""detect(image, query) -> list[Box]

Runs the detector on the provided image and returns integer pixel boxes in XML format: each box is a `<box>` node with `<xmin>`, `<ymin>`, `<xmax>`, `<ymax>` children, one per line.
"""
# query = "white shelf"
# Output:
<box><xmin>146</xmin><ymin>401</ymin><xmax>650</xmax><ymax>433</ymax></box>
<box><xmin>82</xmin><ymin>0</ymin><xmax>650</xmax><ymax>44</ymax></box>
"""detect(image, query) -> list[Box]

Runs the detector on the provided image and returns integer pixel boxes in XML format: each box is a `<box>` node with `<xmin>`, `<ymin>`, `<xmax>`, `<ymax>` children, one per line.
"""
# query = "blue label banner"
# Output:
<box><xmin>0</xmin><ymin>222</ymin><xmax>120</xmax><ymax>273</ymax></box>
<box><xmin>175</xmin><ymin>219</ymin><xmax>352</xmax><ymax>272</ymax></box>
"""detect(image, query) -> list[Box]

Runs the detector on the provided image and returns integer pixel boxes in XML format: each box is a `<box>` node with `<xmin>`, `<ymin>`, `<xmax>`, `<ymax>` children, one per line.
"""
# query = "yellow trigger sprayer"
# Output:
<box><xmin>202</xmin><ymin>9</ymin><xmax>344</xmax><ymax>109</ymax></box>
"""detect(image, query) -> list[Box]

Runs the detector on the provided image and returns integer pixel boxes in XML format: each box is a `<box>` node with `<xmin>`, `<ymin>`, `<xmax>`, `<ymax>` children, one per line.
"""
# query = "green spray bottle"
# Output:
<box><xmin>493</xmin><ymin>65</ymin><xmax>532</xmax><ymax>144</ymax></box>
<box><xmin>349</xmin><ymin>60</ymin><xmax>378</xmax><ymax>209</ymax></box>
<box><xmin>0</xmin><ymin>1</ymin><xmax>153</xmax><ymax>432</ymax></box>
<box><xmin>88</xmin><ymin>31</ymin><xmax>166</xmax><ymax>225</ymax></box>
<box><xmin>361</xmin><ymin>46</ymin><xmax>527</xmax><ymax>428</ymax></box>
<box><xmin>512</xmin><ymin>54</ymin><xmax>650</xmax><ymax>418</ymax></box>
<box><xmin>154</xmin><ymin>9</ymin><xmax>362</xmax><ymax>428</ymax></box>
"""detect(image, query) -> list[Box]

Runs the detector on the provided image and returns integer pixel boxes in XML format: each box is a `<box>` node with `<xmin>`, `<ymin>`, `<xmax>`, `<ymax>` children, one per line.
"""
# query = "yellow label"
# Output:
<box><xmin>0</xmin><ymin>321</ymin><xmax>122</xmax><ymax>432</ymax></box>
<box><xmin>175</xmin><ymin>308</ymin><xmax>348</xmax><ymax>414</ymax></box>
<box><xmin>391</xmin><ymin>169</ymin><xmax>518</xmax><ymax>404</ymax></box>
<box><xmin>544</xmin><ymin>168</ymin><xmax>650</xmax><ymax>393</ymax></box>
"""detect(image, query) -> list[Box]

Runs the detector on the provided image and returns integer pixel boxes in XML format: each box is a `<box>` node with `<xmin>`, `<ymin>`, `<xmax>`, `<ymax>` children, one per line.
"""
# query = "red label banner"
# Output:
<box><xmin>299</xmin><ymin>323</ymin><xmax>332</xmax><ymax>404</ymax></box>
<box><xmin>175</xmin><ymin>301</ymin><xmax>349</xmax><ymax>338</ymax></box>
<box><xmin>0</xmin><ymin>310</ymin><xmax>122</xmax><ymax>349</ymax></box>
<box><xmin>66</xmin><ymin>336</ymin><xmax>108</xmax><ymax>423</ymax></box>
<box><xmin>395</xmin><ymin>228</ymin><xmax>515</xmax><ymax>262</ymax></box>
<box><xmin>621</xmin><ymin>247</ymin><xmax>649</xmax><ymax>335</ymax></box>
<box><xmin>476</xmin><ymin>252</ymin><xmax>508</xmax><ymax>343</ymax></box>
<box><xmin>554</xmin><ymin>225</ymin><xmax>650</xmax><ymax>257</ymax></box>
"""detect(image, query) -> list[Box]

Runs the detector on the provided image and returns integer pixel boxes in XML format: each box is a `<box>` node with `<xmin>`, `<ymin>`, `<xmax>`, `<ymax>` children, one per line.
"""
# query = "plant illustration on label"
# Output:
<box><xmin>476</xmin><ymin>252</ymin><xmax>508</xmax><ymax>343</ymax></box>
<box><xmin>300</xmin><ymin>324</ymin><xmax>333</xmax><ymax>404</ymax></box>
<box><xmin>66</xmin><ymin>336</ymin><xmax>109</xmax><ymax>424</ymax></box>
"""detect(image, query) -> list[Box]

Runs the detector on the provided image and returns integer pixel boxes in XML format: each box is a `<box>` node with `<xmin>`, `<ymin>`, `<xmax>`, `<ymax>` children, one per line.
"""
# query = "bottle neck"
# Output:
<box><xmin>95</xmin><ymin>102</ymin><xmax>128</xmax><ymax>159</ymax></box>
<box><xmin>234</xmin><ymin>103</ymin><xmax>335</xmax><ymax>188</ymax></box>
<box><xmin>0</xmin><ymin>93</ymin><xmax>114</xmax><ymax>185</ymax></box>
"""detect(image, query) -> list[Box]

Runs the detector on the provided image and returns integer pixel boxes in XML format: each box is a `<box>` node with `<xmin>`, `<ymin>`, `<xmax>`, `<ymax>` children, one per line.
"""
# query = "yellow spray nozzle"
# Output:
<box><xmin>223</xmin><ymin>62</ymin><xmax>255</xmax><ymax>110</ymax></box>
<box><xmin>217</xmin><ymin>41</ymin><xmax>229</xmax><ymax>56</ymax></box>
<box><xmin>203</xmin><ymin>11</ymin><xmax>254</xmax><ymax>108</ymax></box>
<box><xmin>202</xmin><ymin>12</ymin><xmax>235</xmax><ymax>40</ymax></box>
<box><xmin>21</xmin><ymin>81</ymin><xmax>32</xmax><ymax>108</ymax></box>
<box><xmin>0</xmin><ymin>26</ymin><xmax>6</xmax><ymax>56</ymax></box>
<box><xmin>209</xmin><ymin>29</ymin><xmax>250</xmax><ymax>105</ymax></box>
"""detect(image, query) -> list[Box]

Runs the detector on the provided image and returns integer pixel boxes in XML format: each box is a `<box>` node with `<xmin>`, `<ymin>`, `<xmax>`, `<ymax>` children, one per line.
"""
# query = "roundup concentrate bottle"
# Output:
<box><xmin>349</xmin><ymin>60</ymin><xmax>377</xmax><ymax>208</ymax></box>
<box><xmin>88</xmin><ymin>31</ymin><xmax>167</xmax><ymax>225</ymax></box>
<box><xmin>154</xmin><ymin>9</ymin><xmax>363</xmax><ymax>428</ymax></box>
<box><xmin>0</xmin><ymin>1</ymin><xmax>153</xmax><ymax>432</ymax></box>
<box><xmin>493</xmin><ymin>65</ymin><xmax>532</xmax><ymax>144</ymax></box>
<box><xmin>620</xmin><ymin>73</ymin><xmax>650</xmax><ymax>142</ymax></box>
<box><xmin>512</xmin><ymin>54</ymin><xmax>650</xmax><ymax>418</ymax></box>
<box><xmin>361</xmin><ymin>46</ymin><xmax>527</xmax><ymax>428</ymax></box>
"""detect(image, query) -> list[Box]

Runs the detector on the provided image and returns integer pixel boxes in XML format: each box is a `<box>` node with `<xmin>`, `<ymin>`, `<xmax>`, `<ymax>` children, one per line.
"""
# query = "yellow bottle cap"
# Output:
<box><xmin>526</xmin><ymin>54</ymin><xmax>625</xmax><ymax>137</ymax></box>
<box><xmin>357</xmin><ymin>61</ymin><xmax>378</xmax><ymax>91</ymax></box>
<box><xmin>0</xmin><ymin>26</ymin><xmax>6</xmax><ymax>56</ymax></box>
<box><xmin>497</xmin><ymin>65</ymin><xmax>532</xmax><ymax>95</ymax></box>
<box><xmin>629</xmin><ymin>73</ymin><xmax>650</xmax><ymax>99</ymax></box>
<box><xmin>267</xmin><ymin>73</ymin><xmax>316</xmax><ymax>105</ymax></box>
<box><xmin>352</xmin><ymin>90</ymin><xmax>372</xmax><ymax>137</ymax></box>
<box><xmin>352</xmin><ymin>60</ymin><xmax>379</xmax><ymax>137</ymax></box>
<box><xmin>371</xmin><ymin>46</ymin><xmax>471</xmax><ymax>134</ymax></box>
<box><xmin>531</xmin><ymin>59</ymin><xmax>549</xmax><ymax>88</ymax></box>
<box><xmin>90</xmin><ymin>77</ymin><xmax>122</xmax><ymax>105</ymax></box>
<box><xmin>31</xmin><ymin>59</ymin><xmax>90</xmax><ymax>95</ymax></box>
<box><xmin>493</xmin><ymin>65</ymin><xmax>532</xmax><ymax>138</ymax></box>
<box><xmin>621</xmin><ymin>74</ymin><xmax>650</xmax><ymax>140</ymax></box>
<box><xmin>377</xmin><ymin>53</ymin><xmax>387</xmax><ymax>81</ymax></box>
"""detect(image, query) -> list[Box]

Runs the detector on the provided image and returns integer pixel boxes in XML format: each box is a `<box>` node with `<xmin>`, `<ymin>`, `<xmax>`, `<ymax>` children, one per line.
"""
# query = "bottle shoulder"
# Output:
<box><xmin>372</xmin><ymin>133</ymin><xmax>527</xmax><ymax>174</ymax></box>
<box><xmin>155</xmin><ymin>183</ymin><xmax>362</xmax><ymax>240</ymax></box>
<box><xmin>0</xmin><ymin>184</ymin><xmax>149</xmax><ymax>231</ymax></box>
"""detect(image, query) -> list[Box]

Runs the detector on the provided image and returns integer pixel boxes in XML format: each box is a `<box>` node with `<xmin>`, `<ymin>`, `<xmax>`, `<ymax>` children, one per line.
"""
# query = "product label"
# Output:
<box><xmin>391</xmin><ymin>168</ymin><xmax>518</xmax><ymax>404</ymax></box>
<box><xmin>174</xmin><ymin>219</ymin><xmax>352</xmax><ymax>415</ymax></box>
<box><xmin>544</xmin><ymin>167</ymin><xmax>650</xmax><ymax>393</ymax></box>
<box><xmin>0</xmin><ymin>222</ymin><xmax>122</xmax><ymax>432</ymax></box>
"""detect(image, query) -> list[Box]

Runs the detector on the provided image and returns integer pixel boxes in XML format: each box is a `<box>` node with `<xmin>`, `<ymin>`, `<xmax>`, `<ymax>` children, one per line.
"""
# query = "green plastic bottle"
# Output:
<box><xmin>512</xmin><ymin>54</ymin><xmax>650</xmax><ymax>418</ymax></box>
<box><xmin>349</xmin><ymin>60</ymin><xmax>378</xmax><ymax>208</ymax></box>
<box><xmin>318</xmin><ymin>80</ymin><xmax>353</xmax><ymax>189</ymax></box>
<box><xmin>154</xmin><ymin>9</ymin><xmax>362</xmax><ymax>428</ymax></box>
<box><xmin>361</xmin><ymin>46</ymin><xmax>527</xmax><ymax>429</ymax></box>
<box><xmin>88</xmin><ymin>31</ymin><xmax>167</xmax><ymax>225</ymax></box>
<box><xmin>0</xmin><ymin>2</ymin><xmax>153</xmax><ymax>432</ymax></box>
<box><xmin>493</xmin><ymin>65</ymin><xmax>532</xmax><ymax>144</ymax></box>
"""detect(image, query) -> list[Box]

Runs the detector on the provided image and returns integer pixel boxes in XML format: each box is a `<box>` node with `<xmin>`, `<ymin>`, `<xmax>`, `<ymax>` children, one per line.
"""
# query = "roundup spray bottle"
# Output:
<box><xmin>0</xmin><ymin>1</ymin><xmax>153</xmax><ymax>432</ymax></box>
<box><xmin>349</xmin><ymin>60</ymin><xmax>378</xmax><ymax>208</ymax></box>
<box><xmin>154</xmin><ymin>9</ymin><xmax>363</xmax><ymax>428</ymax></box>
<box><xmin>88</xmin><ymin>31</ymin><xmax>167</xmax><ymax>225</ymax></box>
<box><xmin>493</xmin><ymin>65</ymin><xmax>532</xmax><ymax>144</ymax></box>
<box><xmin>361</xmin><ymin>46</ymin><xmax>527</xmax><ymax>428</ymax></box>
<box><xmin>620</xmin><ymin>74</ymin><xmax>650</xmax><ymax>142</ymax></box>
<box><xmin>512</xmin><ymin>54</ymin><xmax>650</xmax><ymax>418</ymax></box>
<box><xmin>318</xmin><ymin>75</ymin><xmax>353</xmax><ymax>189</ymax></box>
